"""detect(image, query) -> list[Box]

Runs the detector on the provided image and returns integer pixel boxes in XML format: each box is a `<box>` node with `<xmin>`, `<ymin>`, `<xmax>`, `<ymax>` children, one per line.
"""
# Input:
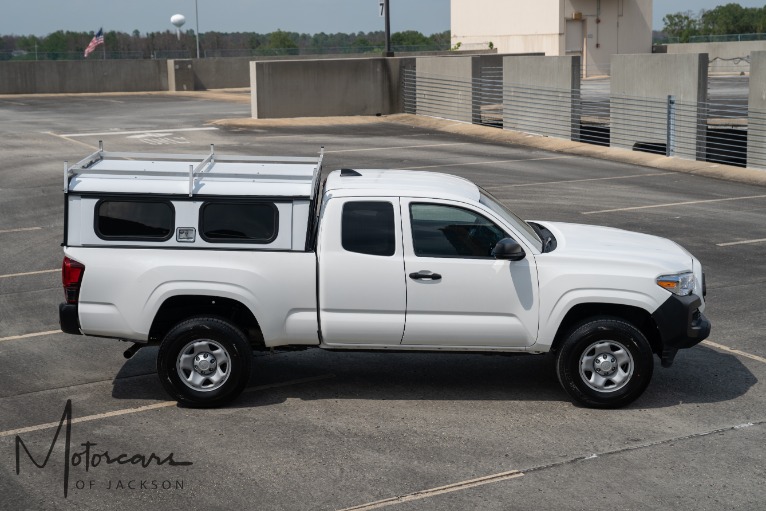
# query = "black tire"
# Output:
<box><xmin>556</xmin><ymin>316</ymin><xmax>653</xmax><ymax>409</ymax></box>
<box><xmin>157</xmin><ymin>316</ymin><xmax>251</xmax><ymax>408</ymax></box>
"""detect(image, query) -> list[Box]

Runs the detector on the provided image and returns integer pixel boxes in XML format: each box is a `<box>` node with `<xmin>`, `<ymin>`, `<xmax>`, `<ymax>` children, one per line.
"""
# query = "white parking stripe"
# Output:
<box><xmin>0</xmin><ymin>374</ymin><xmax>335</xmax><ymax>439</ymax></box>
<box><xmin>716</xmin><ymin>238</ymin><xmax>766</xmax><ymax>247</ymax></box>
<box><xmin>408</xmin><ymin>156</ymin><xmax>572</xmax><ymax>169</ymax></box>
<box><xmin>0</xmin><ymin>227</ymin><xmax>42</xmax><ymax>234</ymax></box>
<box><xmin>486</xmin><ymin>172</ymin><xmax>672</xmax><ymax>188</ymax></box>
<box><xmin>702</xmin><ymin>340</ymin><xmax>766</xmax><ymax>364</ymax></box>
<box><xmin>0</xmin><ymin>330</ymin><xmax>61</xmax><ymax>343</ymax></box>
<box><xmin>0</xmin><ymin>269</ymin><xmax>58</xmax><ymax>279</ymax></box>
<box><xmin>58</xmin><ymin>127</ymin><xmax>219</xmax><ymax>137</ymax></box>
<box><xmin>338</xmin><ymin>470</ymin><xmax>524</xmax><ymax>511</ymax></box>
<box><xmin>582</xmin><ymin>194</ymin><xmax>766</xmax><ymax>215</ymax></box>
<box><xmin>324</xmin><ymin>142</ymin><xmax>471</xmax><ymax>154</ymax></box>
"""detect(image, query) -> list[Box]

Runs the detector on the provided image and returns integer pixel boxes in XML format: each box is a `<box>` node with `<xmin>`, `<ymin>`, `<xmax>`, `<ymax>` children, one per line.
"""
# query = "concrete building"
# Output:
<box><xmin>451</xmin><ymin>0</ymin><xmax>653</xmax><ymax>76</ymax></box>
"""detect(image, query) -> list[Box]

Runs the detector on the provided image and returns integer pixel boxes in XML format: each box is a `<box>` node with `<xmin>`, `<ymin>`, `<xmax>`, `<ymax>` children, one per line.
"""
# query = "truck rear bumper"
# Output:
<box><xmin>59</xmin><ymin>303</ymin><xmax>82</xmax><ymax>335</ymax></box>
<box><xmin>651</xmin><ymin>294</ymin><xmax>711</xmax><ymax>367</ymax></box>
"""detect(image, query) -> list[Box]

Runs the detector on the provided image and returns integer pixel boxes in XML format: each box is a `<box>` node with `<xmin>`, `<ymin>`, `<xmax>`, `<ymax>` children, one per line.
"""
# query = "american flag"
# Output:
<box><xmin>84</xmin><ymin>28</ymin><xmax>104</xmax><ymax>58</ymax></box>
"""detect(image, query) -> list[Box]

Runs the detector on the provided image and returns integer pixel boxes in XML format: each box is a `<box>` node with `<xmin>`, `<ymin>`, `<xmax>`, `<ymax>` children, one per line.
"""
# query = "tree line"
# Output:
<box><xmin>661</xmin><ymin>3</ymin><xmax>766</xmax><ymax>42</ymax></box>
<box><xmin>0</xmin><ymin>29</ymin><xmax>450</xmax><ymax>60</ymax></box>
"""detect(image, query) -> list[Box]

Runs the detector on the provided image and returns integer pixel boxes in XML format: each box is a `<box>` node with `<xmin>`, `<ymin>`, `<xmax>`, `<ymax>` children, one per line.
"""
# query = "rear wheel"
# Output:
<box><xmin>157</xmin><ymin>316</ymin><xmax>251</xmax><ymax>407</ymax></box>
<box><xmin>556</xmin><ymin>317</ymin><xmax>653</xmax><ymax>408</ymax></box>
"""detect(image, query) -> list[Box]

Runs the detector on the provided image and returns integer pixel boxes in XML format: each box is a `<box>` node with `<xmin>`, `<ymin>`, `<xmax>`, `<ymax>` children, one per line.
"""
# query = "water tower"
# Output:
<box><xmin>170</xmin><ymin>14</ymin><xmax>186</xmax><ymax>40</ymax></box>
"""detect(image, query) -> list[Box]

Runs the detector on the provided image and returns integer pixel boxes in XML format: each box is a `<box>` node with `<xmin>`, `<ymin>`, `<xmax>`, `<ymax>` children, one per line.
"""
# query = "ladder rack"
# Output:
<box><xmin>64</xmin><ymin>141</ymin><xmax>324</xmax><ymax>198</ymax></box>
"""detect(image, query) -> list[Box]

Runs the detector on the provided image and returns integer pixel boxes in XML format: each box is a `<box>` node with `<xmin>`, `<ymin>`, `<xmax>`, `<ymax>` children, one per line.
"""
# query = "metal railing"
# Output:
<box><xmin>402</xmin><ymin>69</ymin><xmax>765</xmax><ymax>169</ymax></box>
<box><xmin>1</xmin><ymin>44</ymin><xmax>451</xmax><ymax>62</ymax></box>
<box><xmin>0</xmin><ymin>50</ymin><xmax>146</xmax><ymax>61</ymax></box>
<box><xmin>661</xmin><ymin>32</ymin><xmax>766</xmax><ymax>44</ymax></box>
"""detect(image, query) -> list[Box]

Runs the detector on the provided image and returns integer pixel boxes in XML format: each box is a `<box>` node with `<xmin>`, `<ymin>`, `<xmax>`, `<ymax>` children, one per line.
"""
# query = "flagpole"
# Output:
<box><xmin>103</xmin><ymin>30</ymin><xmax>106</xmax><ymax>60</ymax></box>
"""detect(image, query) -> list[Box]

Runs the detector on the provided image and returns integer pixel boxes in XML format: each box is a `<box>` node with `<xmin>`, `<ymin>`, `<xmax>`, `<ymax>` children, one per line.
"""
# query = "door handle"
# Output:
<box><xmin>409</xmin><ymin>271</ymin><xmax>442</xmax><ymax>281</ymax></box>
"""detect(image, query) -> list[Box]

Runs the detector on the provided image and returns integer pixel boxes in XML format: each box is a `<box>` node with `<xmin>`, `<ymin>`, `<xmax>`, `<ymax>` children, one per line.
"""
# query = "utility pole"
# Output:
<box><xmin>195</xmin><ymin>0</ymin><xmax>201</xmax><ymax>59</ymax></box>
<box><xmin>384</xmin><ymin>0</ymin><xmax>393</xmax><ymax>57</ymax></box>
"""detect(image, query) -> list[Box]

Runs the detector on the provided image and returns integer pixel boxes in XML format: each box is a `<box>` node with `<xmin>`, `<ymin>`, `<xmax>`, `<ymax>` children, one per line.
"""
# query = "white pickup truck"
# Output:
<box><xmin>59</xmin><ymin>145</ymin><xmax>710</xmax><ymax>409</ymax></box>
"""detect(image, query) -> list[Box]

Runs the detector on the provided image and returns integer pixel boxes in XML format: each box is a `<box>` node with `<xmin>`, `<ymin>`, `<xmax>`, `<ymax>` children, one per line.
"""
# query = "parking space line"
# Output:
<box><xmin>582</xmin><ymin>194</ymin><xmax>766</xmax><ymax>215</ymax></box>
<box><xmin>58</xmin><ymin>127</ymin><xmax>219</xmax><ymax>137</ymax></box>
<box><xmin>716</xmin><ymin>238</ymin><xmax>766</xmax><ymax>247</ymax></box>
<box><xmin>0</xmin><ymin>268</ymin><xmax>58</xmax><ymax>279</ymax></box>
<box><xmin>485</xmin><ymin>172</ymin><xmax>672</xmax><ymax>188</ymax></box>
<box><xmin>324</xmin><ymin>142</ymin><xmax>471</xmax><ymax>154</ymax></box>
<box><xmin>0</xmin><ymin>330</ymin><xmax>61</xmax><ymax>343</ymax></box>
<box><xmin>0</xmin><ymin>374</ymin><xmax>335</xmax><ymax>439</ymax></box>
<box><xmin>338</xmin><ymin>470</ymin><xmax>524</xmax><ymax>511</ymax></box>
<box><xmin>702</xmin><ymin>340</ymin><xmax>766</xmax><ymax>364</ymax></box>
<box><xmin>407</xmin><ymin>156</ymin><xmax>572</xmax><ymax>170</ymax></box>
<box><xmin>0</xmin><ymin>226</ymin><xmax>42</xmax><ymax>234</ymax></box>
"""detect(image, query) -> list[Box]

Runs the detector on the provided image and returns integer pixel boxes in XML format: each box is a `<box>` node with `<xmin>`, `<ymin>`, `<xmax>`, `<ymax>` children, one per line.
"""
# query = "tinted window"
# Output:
<box><xmin>342</xmin><ymin>202</ymin><xmax>396</xmax><ymax>256</ymax></box>
<box><xmin>200</xmin><ymin>202</ymin><xmax>278</xmax><ymax>243</ymax></box>
<box><xmin>96</xmin><ymin>200</ymin><xmax>173</xmax><ymax>240</ymax></box>
<box><xmin>410</xmin><ymin>203</ymin><xmax>506</xmax><ymax>258</ymax></box>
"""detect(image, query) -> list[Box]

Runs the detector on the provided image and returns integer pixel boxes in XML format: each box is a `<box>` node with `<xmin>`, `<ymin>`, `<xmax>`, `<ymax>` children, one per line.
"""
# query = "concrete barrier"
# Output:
<box><xmin>0</xmin><ymin>60</ymin><xmax>168</xmax><ymax>94</ymax></box>
<box><xmin>665</xmin><ymin>41</ymin><xmax>766</xmax><ymax>74</ymax></box>
<box><xmin>415</xmin><ymin>56</ymin><xmax>478</xmax><ymax>123</ymax></box>
<box><xmin>747</xmin><ymin>51</ymin><xmax>766</xmax><ymax>170</ymax></box>
<box><xmin>250</xmin><ymin>58</ymin><xmax>413</xmax><ymax>118</ymax></box>
<box><xmin>503</xmin><ymin>55</ymin><xmax>581</xmax><ymax>140</ymax></box>
<box><xmin>610</xmin><ymin>53</ymin><xmax>708</xmax><ymax>161</ymax></box>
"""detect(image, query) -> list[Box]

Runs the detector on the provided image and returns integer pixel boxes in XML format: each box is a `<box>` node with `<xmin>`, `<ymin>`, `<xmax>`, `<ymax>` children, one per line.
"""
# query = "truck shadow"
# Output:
<box><xmin>111</xmin><ymin>345</ymin><xmax>756</xmax><ymax>409</ymax></box>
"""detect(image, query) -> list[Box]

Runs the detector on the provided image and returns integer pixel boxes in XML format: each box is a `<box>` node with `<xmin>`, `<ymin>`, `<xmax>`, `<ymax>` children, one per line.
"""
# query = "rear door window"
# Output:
<box><xmin>341</xmin><ymin>201</ymin><xmax>396</xmax><ymax>256</ymax></box>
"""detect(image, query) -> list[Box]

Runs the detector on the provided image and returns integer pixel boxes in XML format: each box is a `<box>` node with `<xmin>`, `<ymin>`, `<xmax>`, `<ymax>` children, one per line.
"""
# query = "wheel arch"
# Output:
<box><xmin>148</xmin><ymin>295</ymin><xmax>264</xmax><ymax>348</ymax></box>
<box><xmin>550</xmin><ymin>303</ymin><xmax>662</xmax><ymax>356</ymax></box>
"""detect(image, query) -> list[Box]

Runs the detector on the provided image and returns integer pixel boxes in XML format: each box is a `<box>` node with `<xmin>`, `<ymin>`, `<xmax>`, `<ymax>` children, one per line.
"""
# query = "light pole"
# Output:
<box><xmin>195</xmin><ymin>0</ymin><xmax>200</xmax><ymax>59</ymax></box>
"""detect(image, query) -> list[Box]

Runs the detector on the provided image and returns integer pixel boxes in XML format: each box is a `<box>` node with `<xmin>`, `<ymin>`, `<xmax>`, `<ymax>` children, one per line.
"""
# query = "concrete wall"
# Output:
<box><xmin>611</xmin><ymin>53</ymin><xmax>708</xmax><ymax>161</ymax></box>
<box><xmin>452</xmin><ymin>0</ymin><xmax>652</xmax><ymax>77</ymax></box>
<box><xmin>451</xmin><ymin>0</ymin><xmax>562</xmax><ymax>54</ymax></box>
<box><xmin>503</xmin><ymin>55</ymin><xmax>581</xmax><ymax>140</ymax></box>
<box><xmin>167</xmin><ymin>60</ymin><xmax>194</xmax><ymax>91</ymax></box>
<box><xmin>250</xmin><ymin>58</ymin><xmax>413</xmax><ymax>119</ymax></box>
<box><xmin>565</xmin><ymin>0</ymin><xmax>652</xmax><ymax>76</ymax></box>
<box><xmin>748</xmin><ymin>51</ymin><xmax>766</xmax><ymax>169</ymax></box>
<box><xmin>415</xmin><ymin>56</ymin><xmax>479</xmax><ymax>123</ymax></box>
<box><xmin>0</xmin><ymin>60</ymin><xmax>168</xmax><ymax>94</ymax></box>
<box><xmin>666</xmin><ymin>41</ymin><xmax>766</xmax><ymax>74</ymax></box>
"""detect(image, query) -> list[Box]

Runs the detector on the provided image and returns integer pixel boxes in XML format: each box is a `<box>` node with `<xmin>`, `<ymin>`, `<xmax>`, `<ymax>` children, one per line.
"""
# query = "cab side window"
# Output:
<box><xmin>410</xmin><ymin>203</ymin><xmax>506</xmax><ymax>258</ymax></box>
<box><xmin>342</xmin><ymin>201</ymin><xmax>396</xmax><ymax>256</ymax></box>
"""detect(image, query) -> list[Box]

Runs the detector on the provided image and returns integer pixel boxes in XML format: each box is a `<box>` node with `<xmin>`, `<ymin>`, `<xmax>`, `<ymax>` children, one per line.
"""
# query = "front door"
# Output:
<box><xmin>400</xmin><ymin>199</ymin><xmax>538</xmax><ymax>347</ymax></box>
<box><xmin>317</xmin><ymin>197</ymin><xmax>406</xmax><ymax>345</ymax></box>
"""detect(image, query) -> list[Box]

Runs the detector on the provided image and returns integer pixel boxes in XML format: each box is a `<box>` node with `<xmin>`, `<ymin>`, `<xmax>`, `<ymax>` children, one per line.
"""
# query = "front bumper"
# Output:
<box><xmin>59</xmin><ymin>303</ymin><xmax>82</xmax><ymax>335</ymax></box>
<box><xmin>651</xmin><ymin>294</ymin><xmax>711</xmax><ymax>367</ymax></box>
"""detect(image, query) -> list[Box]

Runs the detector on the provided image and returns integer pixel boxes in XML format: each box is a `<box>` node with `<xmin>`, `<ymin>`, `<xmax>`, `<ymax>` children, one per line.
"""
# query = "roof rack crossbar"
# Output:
<box><xmin>65</xmin><ymin>142</ymin><xmax>324</xmax><ymax>197</ymax></box>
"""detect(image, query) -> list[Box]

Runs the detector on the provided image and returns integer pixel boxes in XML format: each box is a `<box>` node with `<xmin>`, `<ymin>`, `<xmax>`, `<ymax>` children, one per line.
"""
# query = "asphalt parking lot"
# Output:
<box><xmin>1</xmin><ymin>91</ymin><xmax>765</xmax><ymax>510</ymax></box>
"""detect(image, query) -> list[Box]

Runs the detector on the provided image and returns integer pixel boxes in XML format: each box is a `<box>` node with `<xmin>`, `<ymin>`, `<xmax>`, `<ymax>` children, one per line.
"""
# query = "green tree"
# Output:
<box><xmin>662</xmin><ymin>11</ymin><xmax>699</xmax><ymax>42</ymax></box>
<box><xmin>267</xmin><ymin>29</ymin><xmax>298</xmax><ymax>55</ymax></box>
<box><xmin>391</xmin><ymin>30</ymin><xmax>430</xmax><ymax>48</ymax></box>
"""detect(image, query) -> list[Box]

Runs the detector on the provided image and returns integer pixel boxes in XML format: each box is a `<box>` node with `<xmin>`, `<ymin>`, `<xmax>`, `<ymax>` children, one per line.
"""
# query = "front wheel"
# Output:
<box><xmin>556</xmin><ymin>317</ymin><xmax>654</xmax><ymax>409</ymax></box>
<box><xmin>157</xmin><ymin>317</ymin><xmax>251</xmax><ymax>407</ymax></box>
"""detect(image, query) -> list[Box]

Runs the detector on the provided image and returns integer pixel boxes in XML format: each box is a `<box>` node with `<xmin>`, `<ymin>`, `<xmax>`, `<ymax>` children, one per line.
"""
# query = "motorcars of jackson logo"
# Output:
<box><xmin>14</xmin><ymin>400</ymin><xmax>192</xmax><ymax>497</ymax></box>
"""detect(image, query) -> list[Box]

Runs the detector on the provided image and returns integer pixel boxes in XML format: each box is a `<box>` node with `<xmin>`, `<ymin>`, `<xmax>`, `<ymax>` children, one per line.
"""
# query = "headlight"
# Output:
<box><xmin>657</xmin><ymin>271</ymin><xmax>696</xmax><ymax>296</ymax></box>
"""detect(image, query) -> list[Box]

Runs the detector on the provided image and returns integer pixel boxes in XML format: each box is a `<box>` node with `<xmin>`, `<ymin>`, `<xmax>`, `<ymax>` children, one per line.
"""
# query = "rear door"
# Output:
<box><xmin>317</xmin><ymin>197</ymin><xmax>406</xmax><ymax>345</ymax></box>
<box><xmin>400</xmin><ymin>199</ymin><xmax>539</xmax><ymax>347</ymax></box>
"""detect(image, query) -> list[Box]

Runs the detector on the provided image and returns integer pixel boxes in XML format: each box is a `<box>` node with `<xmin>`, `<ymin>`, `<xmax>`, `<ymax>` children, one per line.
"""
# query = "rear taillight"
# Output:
<box><xmin>62</xmin><ymin>257</ymin><xmax>85</xmax><ymax>304</ymax></box>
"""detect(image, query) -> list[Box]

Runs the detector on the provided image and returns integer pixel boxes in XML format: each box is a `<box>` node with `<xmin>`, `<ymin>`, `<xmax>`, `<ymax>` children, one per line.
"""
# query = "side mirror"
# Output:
<box><xmin>492</xmin><ymin>238</ymin><xmax>526</xmax><ymax>261</ymax></box>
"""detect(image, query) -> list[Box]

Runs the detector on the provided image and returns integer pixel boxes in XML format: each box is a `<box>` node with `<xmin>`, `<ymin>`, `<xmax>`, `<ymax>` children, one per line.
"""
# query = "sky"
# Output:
<box><xmin>2</xmin><ymin>1</ymin><xmax>766</xmax><ymax>37</ymax></box>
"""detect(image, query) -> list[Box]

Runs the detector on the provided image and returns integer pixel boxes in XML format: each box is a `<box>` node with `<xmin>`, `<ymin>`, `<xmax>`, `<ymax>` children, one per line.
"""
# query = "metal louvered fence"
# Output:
<box><xmin>401</xmin><ymin>68</ymin><xmax>764</xmax><ymax>169</ymax></box>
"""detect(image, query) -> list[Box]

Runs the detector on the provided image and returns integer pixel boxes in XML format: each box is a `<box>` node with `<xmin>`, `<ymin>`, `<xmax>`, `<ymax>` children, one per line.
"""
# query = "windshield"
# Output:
<box><xmin>479</xmin><ymin>189</ymin><xmax>543</xmax><ymax>252</ymax></box>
